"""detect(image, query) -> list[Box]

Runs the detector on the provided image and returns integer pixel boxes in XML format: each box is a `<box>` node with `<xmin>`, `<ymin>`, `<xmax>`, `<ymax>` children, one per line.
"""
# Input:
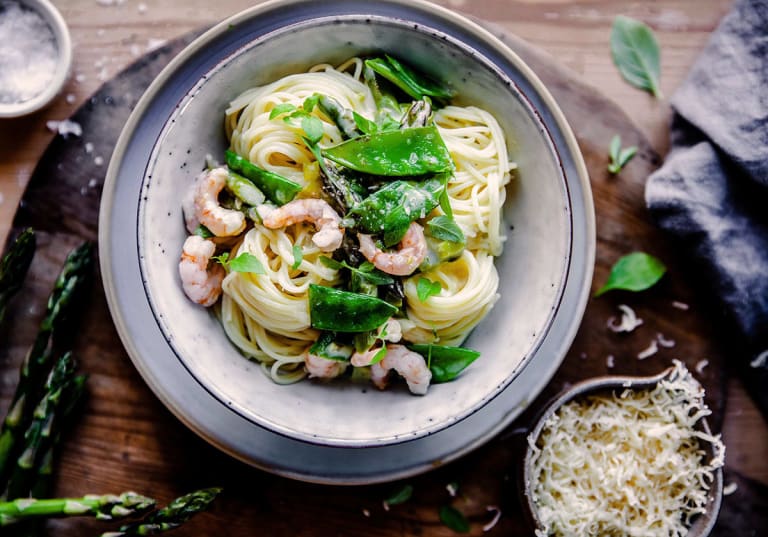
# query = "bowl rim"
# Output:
<box><xmin>0</xmin><ymin>0</ymin><xmax>72</xmax><ymax>118</ymax></box>
<box><xmin>99</xmin><ymin>0</ymin><xmax>596</xmax><ymax>459</ymax></box>
<box><xmin>521</xmin><ymin>366</ymin><xmax>724</xmax><ymax>537</ymax></box>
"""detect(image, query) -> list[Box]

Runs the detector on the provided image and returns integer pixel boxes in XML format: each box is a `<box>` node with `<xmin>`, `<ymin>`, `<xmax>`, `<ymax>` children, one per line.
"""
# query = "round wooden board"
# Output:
<box><xmin>1</xmin><ymin>26</ymin><xmax>764</xmax><ymax>537</ymax></box>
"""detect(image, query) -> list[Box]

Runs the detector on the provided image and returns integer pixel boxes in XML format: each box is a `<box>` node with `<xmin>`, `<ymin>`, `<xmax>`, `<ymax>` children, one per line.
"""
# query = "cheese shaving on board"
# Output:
<box><xmin>527</xmin><ymin>360</ymin><xmax>725</xmax><ymax>537</ymax></box>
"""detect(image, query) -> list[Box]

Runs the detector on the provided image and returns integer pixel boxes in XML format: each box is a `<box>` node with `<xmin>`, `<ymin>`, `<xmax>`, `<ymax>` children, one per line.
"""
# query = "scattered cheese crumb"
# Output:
<box><xmin>65</xmin><ymin>93</ymin><xmax>76</xmax><ymax>104</ymax></box>
<box><xmin>694</xmin><ymin>360</ymin><xmax>709</xmax><ymax>374</ymax></box>
<box><xmin>606</xmin><ymin>355</ymin><xmax>615</xmax><ymax>369</ymax></box>
<box><xmin>94</xmin><ymin>156</ymin><xmax>104</xmax><ymax>166</ymax></box>
<box><xmin>672</xmin><ymin>301</ymin><xmax>690</xmax><ymax>311</ymax></box>
<box><xmin>637</xmin><ymin>340</ymin><xmax>659</xmax><ymax>360</ymax></box>
<box><xmin>607</xmin><ymin>304</ymin><xmax>643</xmax><ymax>333</ymax></box>
<box><xmin>483</xmin><ymin>505</ymin><xmax>501</xmax><ymax>532</ymax></box>
<box><xmin>528</xmin><ymin>360</ymin><xmax>725</xmax><ymax>537</ymax></box>
<box><xmin>147</xmin><ymin>38</ymin><xmax>167</xmax><ymax>51</ymax></box>
<box><xmin>138</xmin><ymin>2</ymin><xmax>147</xmax><ymax>13</ymax></box>
<box><xmin>85</xmin><ymin>142</ymin><xmax>94</xmax><ymax>154</ymax></box>
<box><xmin>46</xmin><ymin>119</ymin><xmax>82</xmax><ymax>138</ymax></box>
<box><xmin>750</xmin><ymin>349</ymin><xmax>768</xmax><ymax>368</ymax></box>
<box><xmin>446</xmin><ymin>483</ymin><xmax>458</xmax><ymax>497</ymax></box>
<box><xmin>656</xmin><ymin>333</ymin><xmax>676</xmax><ymax>348</ymax></box>
<box><xmin>75</xmin><ymin>73</ymin><xmax>86</xmax><ymax>83</ymax></box>
<box><xmin>88</xmin><ymin>178</ymin><xmax>98</xmax><ymax>188</ymax></box>
<box><xmin>723</xmin><ymin>482</ymin><xmax>738</xmax><ymax>496</ymax></box>
<box><xmin>361</xmin><ymin>508</ymin><xmax>370</xmax><ymax>518</ymax></box>
<box><xmin>381</xmin><ymin>501</ymin><xmax>390</xmax><ymax>512</ymax></box>
<box><xmin>130</xmin><ymin>43</ymin><xmax>142</xmax><ymax>57</ymax></box>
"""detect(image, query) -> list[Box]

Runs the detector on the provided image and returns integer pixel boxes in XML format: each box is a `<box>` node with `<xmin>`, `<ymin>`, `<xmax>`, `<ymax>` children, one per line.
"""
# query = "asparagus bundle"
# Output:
<box><xmin>0</xmin><ymin>492</ymin><xmax>156</xmax><ymax>526</ymax></box>
<box><xmin>0</xmin><ymin>242</ymin><xmax>93</xmax><ymax>489</ymax></box>
<box><xmin>0</xmin><ymin>229</ymin><xmax>36</xmax><ymax>327</ymax></box>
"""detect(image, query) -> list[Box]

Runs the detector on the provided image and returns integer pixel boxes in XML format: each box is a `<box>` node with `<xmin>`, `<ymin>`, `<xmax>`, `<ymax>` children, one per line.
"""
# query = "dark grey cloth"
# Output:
<box><xmin>645</xmin><ymin>0</ymin><xmax>768</xmax><ymax>406</ymax></box>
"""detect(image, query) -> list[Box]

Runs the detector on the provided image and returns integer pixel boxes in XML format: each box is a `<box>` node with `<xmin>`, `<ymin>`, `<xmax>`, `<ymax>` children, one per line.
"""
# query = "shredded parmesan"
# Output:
<box><xmin>527</xmin><ymin>360</ymin><xmax>725</xmax><ymax>537</ymax></box>
<box><xmin>695</xmin><ymin>359</ymin><xmax>709</xmax><ymax>374</ymax></box>
<box><xmin>607</xmin><ymin>304</ymin><xmax>644</xmax><ymax>333</ymax></box>
<box><xmin>722</xmin><ymin>482</ymin><xmax>738</xmax><ymax>496</ymax></box>
<box><xmin>671</xmin><ymin>301</ymin><xmax>690</xmax><ymax>311</ymax></box>
<box><xmin>637</xmin><ymin>340</ymin><xmax>659</xmax><ymax>360</ymax></box>
<box><xmin>656</xmin><ymin>333</ymin><xmax>676</xmax><ymax>348</ymax></box>
<box><xmin>751</xmin><ymin>349</ymin><xmax>768</xmax><ymax>368</ymax></box>
<box><xmin>483</xmin><ymin>505</ymin><xmax>501</xmax><ymax>532</ymax></box>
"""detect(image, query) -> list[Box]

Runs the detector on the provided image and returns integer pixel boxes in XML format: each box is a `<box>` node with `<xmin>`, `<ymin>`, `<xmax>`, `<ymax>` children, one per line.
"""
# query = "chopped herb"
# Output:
<box><xmin>301</xmin><ymin>116</ymin><xmax>324</xmax><ymax>144</ymax></box>
<box><xmin>608</xmin><ymin>134</ymin><xmax>638</xmax><ymax>174</ymax></box>
<box><xmin>427</xmin><ymin>215</ymin><xmax>465</xmax><ymax>244</ymax></box>
<box><xmin>215</xmin><ymin>251</ymin><xmax>266</xmax><ymax>274</ymax></box>
<box><xmin>268</xmin><ymin>103</ymin><xmax>297</xmax><ymax>120</ymax></box>
<box><xmin>352</xmin><ymin>111</ymin><xmax>378</xmax><ymax>135</ymax></box>
<box><xmin>417</xmin><ymin>277</ymin><xmax>442</xmax><ymax>302</ymax></box>
<box><xmin>610</xmin><ymin>15</ymin><xmax>662</xmax><ymax>98</ymax></box>
<box><xmin>595</xmin><ymin>251</ymin><xmax>666</xmax><ymax>297</ymax></box>
<box><xmin>302</xmin><ymin>93</ymin><xmax>321</xmax><ymax>113</ymax></box>
<box><xmin>291</xmin><ymin>244</ymin><xmax>303</xmax><ymax>270</ymax></box>
<box><xmin>384</xmin><ymin>484</ymin><xmax>414</xmax><ymax>506</ymax></box>
<box><xmin>319</xmin><ymin>256</ymin><xmax>394</xmax><ymax>286</ymax></box>
<box><xmin>439</xmin><ymin>505</ymin><xmax>470</xmax><ymax>533</ymax></box>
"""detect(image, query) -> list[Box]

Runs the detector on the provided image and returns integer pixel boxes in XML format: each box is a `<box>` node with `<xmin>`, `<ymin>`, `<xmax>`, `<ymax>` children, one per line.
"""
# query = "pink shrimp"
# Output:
<box><xmin>178</xmin><ymin>235</ymin><xmax>225</xmax><ymax>307</ymax></box>
<box><xmin>355</xmin><ymin>343</ymin><xmax>432</xmax><ymax>395</ymax></box>
<box><xmin>193</xmin><ymin>167</ymin><xmax>246</xmax><ymax>237</ymax></box>
<box><xmin>304</xmin><ymin>351</ymin><xmax>348</xmax><ymax>379</ymax></box>
<box><xmin>357</xmin><ymin>222</ymin><xmax>427</xmax><ymax>276</ymax></box>
<box><xmin>261</xmin><ymin>198</ymin><xmax>344</xmax><ymax>252</ymax></box>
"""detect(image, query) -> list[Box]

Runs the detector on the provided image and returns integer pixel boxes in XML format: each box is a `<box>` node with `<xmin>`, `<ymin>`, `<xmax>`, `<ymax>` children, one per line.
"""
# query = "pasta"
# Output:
<box><xmin>178</xmin><ymin>56</ymin><xmax>514</xmax><ymax>394</ymax></box>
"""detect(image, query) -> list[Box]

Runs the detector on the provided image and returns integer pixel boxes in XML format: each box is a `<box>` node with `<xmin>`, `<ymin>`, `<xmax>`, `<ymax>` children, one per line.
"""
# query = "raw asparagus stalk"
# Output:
<box><xmin>0</xmin><ymin>228</ymin><xmax>36</xmax><ymax>326</ymax></box>
<box><xmin>4</xmin><ymin>353</ymin><xmax>85</xmax><ymax>500</ymax></box>
<box><xmin>0</xmin><ymin>492</ymin><xmax>156</xmax><ymax>526</ymax></box>
<box><xmin>0</xmin><ymin>242</ymin><xmax>93</xmax><ymax>487</ymax></box>
<box><xmin>102</xmin><ymin>487</ymin><xmax>223</xmax><ymax>536</ymax></box>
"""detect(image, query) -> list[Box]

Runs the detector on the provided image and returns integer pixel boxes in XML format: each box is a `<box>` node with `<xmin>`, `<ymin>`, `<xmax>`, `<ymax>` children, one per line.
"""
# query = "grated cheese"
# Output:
<box><xmin>528</xmin><ymin>360</ymin><xmax>725</xmax><ymax>537</ymax></box>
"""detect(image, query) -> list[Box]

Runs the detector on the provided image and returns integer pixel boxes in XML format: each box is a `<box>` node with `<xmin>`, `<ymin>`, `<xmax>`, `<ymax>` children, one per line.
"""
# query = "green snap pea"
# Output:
<box><xmin>365</xmin><ymin>56</ymin><xmax>454</xmax><ymax>101</ymax></box>
<box><xmin>321</xmin><ymin>125</ymin><xmax>453</xmax><ymax>177</ymax></box>
<box><xmin>407</xmin><ymin>343</ymin><xmax>480</xmax><ymax>383</ymax></box>
<box><xmin>309</xmin><ymin>284</ymin><xmax>397</xmax><ymax>332</ymax></box>
<box><xmin>224</xmin><ymin>150</ymin><xmax>301</xmax><ymax>206</ymax></box>
<box><xmin>225</xmin><ymin>169</ymin><xmax>265</xmax><ymax>206</ymax></box>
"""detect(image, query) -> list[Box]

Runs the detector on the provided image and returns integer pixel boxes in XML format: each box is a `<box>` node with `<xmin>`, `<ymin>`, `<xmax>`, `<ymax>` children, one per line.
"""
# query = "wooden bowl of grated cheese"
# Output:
<box><xmin>522</xmin><ymin>360</ymin><xmax>725</xmax><ymax>537</ymax></box>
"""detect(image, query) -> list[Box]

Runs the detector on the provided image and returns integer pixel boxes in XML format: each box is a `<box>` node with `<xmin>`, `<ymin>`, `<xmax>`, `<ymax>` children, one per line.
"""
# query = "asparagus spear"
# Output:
<box><xmin>4</xmin><ymin>353</ymin><xmax>86</xmax><ymax>501</ymax></box>
<box><xmin>0</xmin><ymin>242</ymin><xmax>94</xmax><ymax>487</ymax></box>
<box><xmin>102</xmin><ymin>488</ymin><xmax>223</xmax><ymax>537</ymax></box>
<box><xmin>0</xmin><ymin>228</ymin><xmax>36</xmax><ymax>326</ymax></box>
<box><xmin>0</xmin><ymin>492</ymin><xmax>156</xmax><ymax>526</ymax></box>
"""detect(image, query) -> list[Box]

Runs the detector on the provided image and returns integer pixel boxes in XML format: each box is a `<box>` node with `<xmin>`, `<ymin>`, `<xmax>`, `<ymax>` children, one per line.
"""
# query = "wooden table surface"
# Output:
<box><xmin>2</xmin><ymin>0</ymin><xmax>767</xmax><ymax>535</ymax></box>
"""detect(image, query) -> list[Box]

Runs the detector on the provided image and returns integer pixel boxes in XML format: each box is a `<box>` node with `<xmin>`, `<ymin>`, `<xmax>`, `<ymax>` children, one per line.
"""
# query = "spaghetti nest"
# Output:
<box><xmin>183</xmin><ymin>57</ymin><xmax>514</xmax><ymax>390</ymax></box>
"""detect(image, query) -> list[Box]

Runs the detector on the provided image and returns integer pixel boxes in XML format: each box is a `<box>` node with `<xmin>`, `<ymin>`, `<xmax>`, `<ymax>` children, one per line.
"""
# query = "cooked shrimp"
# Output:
<box><xmin>193</xmin><ymin>167</ymin><xmax>246</xmax><ymax>237</ymax></box>
<box><xmin>361</xmin><ymin>344</ymin><xmax>432</xmax><ymax>395</ymax></box>
<box><xmin>262</xmin><ymin>198</ymin><xmax>344</xmax><ymax>252</ymax></box>
<box><xmin>349</xmin><ymin>319</ymin><xmax>402</xmax><ymax>367</ymax></box>
<box><xmin>305</xmin><ymin>351</ymin><xmax>348</xmax><ymax>379</ymax></box>
<box><xmin>358</xmin><ymin>222</ymin><xmax>427</xmax><ymax>276</ymax></box>
<box><xmin>178</xmin><ymin>235</ymin><xmax>225</xmax><ymax>307</ymax></box>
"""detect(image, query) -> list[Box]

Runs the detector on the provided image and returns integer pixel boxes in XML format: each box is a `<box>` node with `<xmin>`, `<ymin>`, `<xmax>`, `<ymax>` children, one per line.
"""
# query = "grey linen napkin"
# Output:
<box><xmin>645</xmin><ymin>0</ymin><xmax>768</xmax><ymax>412</ymax></box>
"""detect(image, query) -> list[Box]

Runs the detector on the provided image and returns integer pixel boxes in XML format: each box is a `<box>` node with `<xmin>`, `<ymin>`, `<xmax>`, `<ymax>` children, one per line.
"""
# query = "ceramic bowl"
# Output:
<box><xmin>100</xmin><ymin>0</ymin><xmax>594</xmax><ymax>449</ymax></box>
<box><xmin>522</xmin><ymin>367</ymin><xmax>724</xmax><ymax>537</ymax></box>
<box><xmin>0</xmin><ymin>0</ymin><xmax>72</xmax><ymax>118</ymax></box>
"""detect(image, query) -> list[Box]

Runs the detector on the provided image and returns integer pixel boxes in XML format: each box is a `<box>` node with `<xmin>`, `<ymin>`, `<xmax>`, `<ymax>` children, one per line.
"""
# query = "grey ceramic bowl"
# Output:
<box><xmin>100</xmin><ymin>0</ymin><xmax>594</xmax><ymax>454</ymax></box>
<box><xmin>522</xmin><ymin>367</ymin><xmax>724</xmax><ymax>537</ymax></box>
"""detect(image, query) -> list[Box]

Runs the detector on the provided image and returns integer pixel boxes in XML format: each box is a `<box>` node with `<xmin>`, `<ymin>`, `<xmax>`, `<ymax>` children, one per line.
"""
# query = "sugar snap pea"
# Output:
<box><xmin>408</xmin><ymin>343</ymin><xmax>480</xmax><ymax>383</ymax></box>
<box><xmin>365</xmin><ymin>56</ymin><xmax>454</xmax><ymax>101</ymax></box>
<box><xmin>224</xmin><ymin>150</ymin><xmax>301</xmax><ymax>206</ymax></box>
<box><xmin>309</xmin><ymin>284</ymin><xmax>397</xmax><ymax>333</ymax></box>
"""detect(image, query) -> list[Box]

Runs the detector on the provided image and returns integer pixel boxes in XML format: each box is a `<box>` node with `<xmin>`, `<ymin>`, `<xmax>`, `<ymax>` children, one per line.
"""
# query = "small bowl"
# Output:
<box><xmin>522</xmin><ymin>367</ymin><xmax>724</xmax><ymax>537</ymax></box>
<box><xmin>100</xmin><ymin>0</ymin><xmax>595</xmax><ymax>452</ymax></box>
<box><xmin>0</xmin><ymin>0</ymin><xmax>72</xmax><ymax>118</ymax></box>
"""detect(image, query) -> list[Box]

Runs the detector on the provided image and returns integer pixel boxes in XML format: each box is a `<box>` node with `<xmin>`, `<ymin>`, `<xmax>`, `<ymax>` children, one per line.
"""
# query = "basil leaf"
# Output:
<box><xmin>319</xmin><ymin>256</ymin><xmax>343</xmax><ymax>270</ymax></box>
<box><xmin>409</xmin><ymin>344</ymin><xmax>480</xmax><ymax>383</ymax></box>
<box><xmin>439</xmin><ymin>505</ymin><xmax>470</xmax><ymax>533</ymax></box>
<box><xmin>352</xmin><ymin>111</ymin><xmax>378</xmax><ymax>135</ymax></box>
<box><xmin>291</xmin><ymin>244</ymin><xmax>303</xmax><ymax>270</ymax></box>
<box><xmin>417</xmin><ymin>278</ymin><xmax>441</xmax><ymax>302</ymax></box>
<box><xmin>302</xmin><ymin>116</ymin><xmax>324</xmax><ymax>144</ymax></box>
<box><xmin>302</xmin><ymin>93</ymin><xmax>320</xmax><ymax>113</ymax></box>
<box><xmin>384</xmin><ymin>484</ymin><xmax>413</xmax><ymax>506</ymax></box>
<box><xmin>595</xmin><ymin>251</ymin><xmax>666</xmax><ymax>296</ymax></box>
<box><xmin>228</xmin><ymin>252</ymin><xmax>266</xmax><ymax>274</ymax></box>
<box><xmin>611</xmin><ymin>15</ymin><xmax>662</xmax><ymax>98</ymax></box>
<box><xmin>607</xmin><ymin>134</ymin><xmax>638</xmax><ymax>174</ymax></box>
<box><xmin>427</xmin><ymin>216</ymin><xmax>465</xmax><ymax>244</ymax></box>
<box><xmin>319</xmin><ymin>257</ymin><xmax>394</xmax><ymax>285</ymax></box>
<box><xmin>269</xmin><ymin>103</ymin><xmax>296</xmax><ymax>120</ymax></box>
<box><xmin>193</xmin><ymin>224</ymin><xmax>214</xmax><ymax>239</ymax></box>
<box><xmin>309</xmin><ymin>284</ymin><xmax>397</xmax><ymax>332</ymax></box>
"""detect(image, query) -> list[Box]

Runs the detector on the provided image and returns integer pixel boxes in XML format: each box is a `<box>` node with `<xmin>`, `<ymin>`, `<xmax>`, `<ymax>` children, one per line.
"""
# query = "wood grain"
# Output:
<box><xmin>2</xmin><ymin>1</ymin><xmax>766</xmax><ymax>536</ymax></box>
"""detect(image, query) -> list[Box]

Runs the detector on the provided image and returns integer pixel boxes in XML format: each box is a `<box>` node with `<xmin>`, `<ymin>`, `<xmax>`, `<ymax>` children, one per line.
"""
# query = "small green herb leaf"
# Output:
<box><xmin>291</xmin><ymin>244</ymin><xmax>303</xmax><ymax>270</ymax></box>
<box><xmin>302</xmin><ymin>93</ymin><xmax>320</xmax><ymax>113</ymax></box>
<box><xmin>352</xmin><ymin>111</ymin><xmax>378</xmax><ymax>135</ymax></box>
<box><xmin>368</xmin><ymin>345</ymin><xmax>388</xmax><ymax>365</ymax></box>
<box><xmin>427</xmin><ymin>216</ymin><xmax>465</xmax><ymax>244</ymax></box>
<box><xmin>607</xmin><ymin>134</ymin><xmax>638</xmax><ymax>174</ymax></box>
<box><xmin>439</xmin><ymin>505</ymin><xmax>470</xmax><ymax>533</ymax></box>
<box><xmin>385</xmin><ymin>484</ymin><xmax>414</xmax><ymax>506</ymax></box>
<box><xmin>228</xmin><ymin>252</ymin><xmax>267</xmax><ymax>274</ymax></box>
<box><xmin>302</xmin><ymin>116</ymin><xmax>324</xmax><ymax>144</ymax></box>
<box><xmin>319</xmin><ymin>256</ymin><xmax>342</xmax><ymax>270</ymax></box>
<box><xmin>269</xmin><ymin>103</ymin><xmax>297</xmax><ymax>120</ymax></box>
<box><xmin>212</xmin><ymin>252</ymin><xmax>229</xmax><ymax>266</ymax></box>
<box><xmin>595</xmin><ymin>251</ymin><xmax>666</xmax><ymax>296</ymax></box>
<box><xmin>610</xmin><ymin>15</ymin><xmax>662</xmax><ymax>98</ymax></box>
<box><xmin>193</xmin><ymin>224</ymin><xmax>214</xmax><ymax>239</ymax></box>
<box><xmin>417</xmin><ymin>277</ymin><xmax>442</xmax><ymax>302</ymax></box>
<box><xmin>319</xmin><ymin>256</ymin><xmax>394</xmax><ymax>285</ymax></box>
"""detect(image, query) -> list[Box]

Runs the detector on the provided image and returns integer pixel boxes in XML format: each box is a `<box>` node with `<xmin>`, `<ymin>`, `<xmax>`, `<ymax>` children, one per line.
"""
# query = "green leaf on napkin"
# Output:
<box><xmin>439</xmin><ymin>505</ymin><xmax>470</xmax><ymax>533</ymax></box>
<box><xmin>595</xmin><ymin>252</ymin><xmax>666</xmax><ymax>297</ymax></box>
<box><xmin>608</xmin><ymin>134</ymin><xmax>638</xmax><ymax>174</ymax></box>
<box><xmin>610</xmin><ymin>15</ymin><xmax>662</xmax><ymax>98</ymax></box>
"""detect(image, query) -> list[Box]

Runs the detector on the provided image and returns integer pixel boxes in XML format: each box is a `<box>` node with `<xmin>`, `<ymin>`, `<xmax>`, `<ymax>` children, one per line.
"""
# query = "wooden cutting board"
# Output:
<box><xmin>1</xmin><ymin>26</ymin><xmax>765</xmax><ymax>536</ymax></box>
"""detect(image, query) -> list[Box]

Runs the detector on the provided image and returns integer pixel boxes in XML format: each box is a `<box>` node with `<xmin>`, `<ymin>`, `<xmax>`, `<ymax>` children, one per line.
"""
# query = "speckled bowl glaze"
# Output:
<box><xmin>522</xmin><ymin>368</ymin><xmax>723</xmax><ymax>537</ymax></box>
<box><xmin>0</xmin><ymin>0</ymin><xmax>72</xmax><ymax>118</ymax></box>
<box><xmin>100</xmin><ymin>0</ymin><xmax>594</xmax><ymax>478</ymax></box>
